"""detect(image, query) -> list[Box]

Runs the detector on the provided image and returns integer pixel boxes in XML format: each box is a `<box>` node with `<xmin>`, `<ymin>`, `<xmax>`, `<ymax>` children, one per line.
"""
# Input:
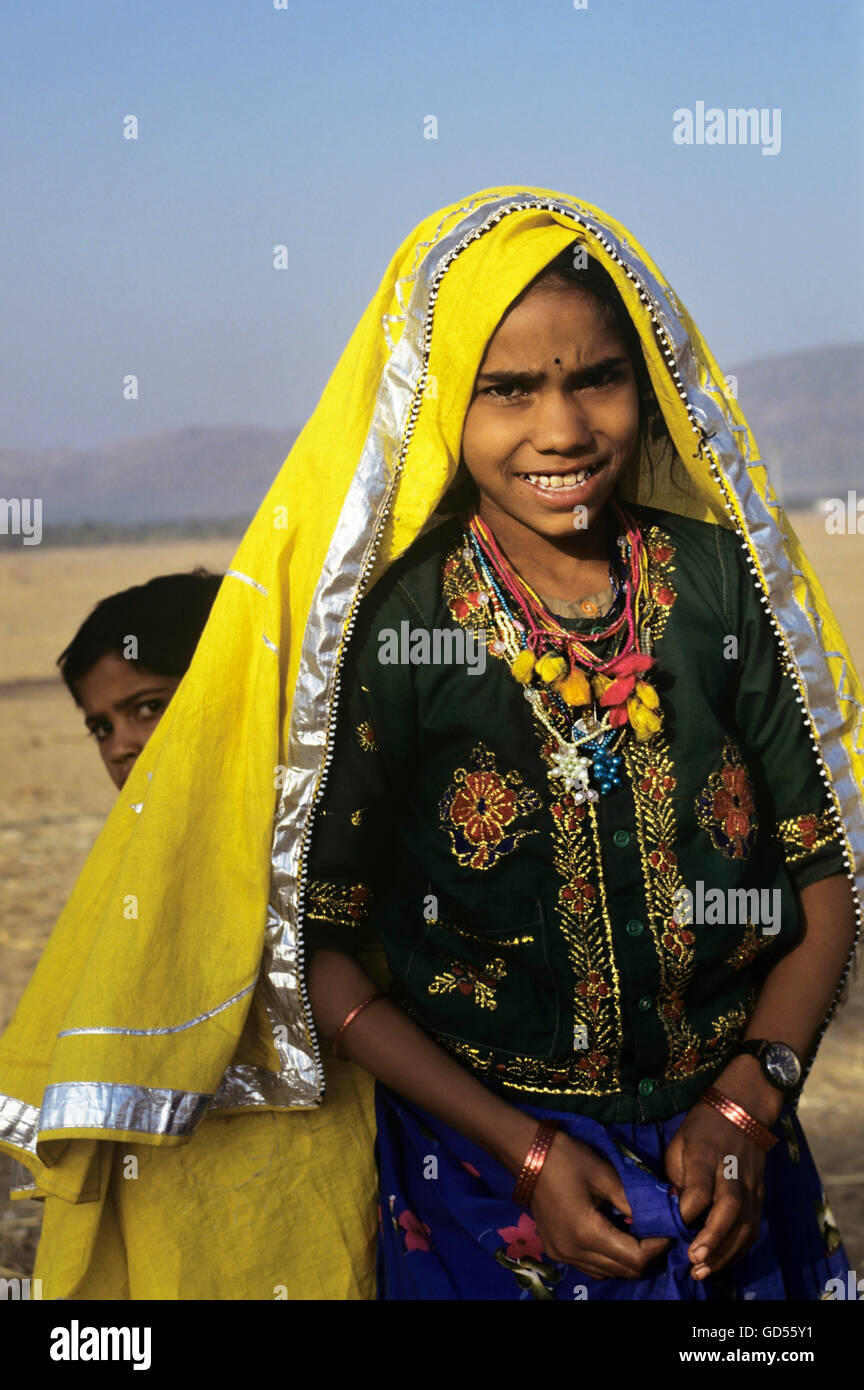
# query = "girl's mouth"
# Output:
<box><xmin>516</xmin><ymin>461</ymin><xmax>606</xmax><ymax>505</ymax></box>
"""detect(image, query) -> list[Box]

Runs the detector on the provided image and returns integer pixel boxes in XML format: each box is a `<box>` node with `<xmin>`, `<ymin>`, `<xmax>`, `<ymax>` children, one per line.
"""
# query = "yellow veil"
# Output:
<box><xmin>1</xmin><ymin>187</ymin><xmax>861</xmax><ymax>1300</ymax></box>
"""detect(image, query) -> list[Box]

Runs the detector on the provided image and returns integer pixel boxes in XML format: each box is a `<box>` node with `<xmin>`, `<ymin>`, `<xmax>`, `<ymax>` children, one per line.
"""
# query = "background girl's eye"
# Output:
<box><xmin>137</xmin><ymin>700</ymin><xmax>164</xmax><ymax>719</ymax></box>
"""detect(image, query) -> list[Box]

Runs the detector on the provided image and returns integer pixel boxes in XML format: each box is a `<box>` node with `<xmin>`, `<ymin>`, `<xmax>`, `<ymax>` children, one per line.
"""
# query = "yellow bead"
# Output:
<box><xmin>627</xmin><ymin>694</ymin><xmax>662</xmax><ymax>742</ymax></box>
<box><xmin>554</xmin><ymin>669</ymin><xmax>592</xmax><ymax>706</ymax></box>
<box><xmin>510</xmin><ymin>650</ymin><xmax>536</xmax><ymax>684</ymax></box>
<box><xmin>635</xmin><ymin>679</ymin><xmax>659</xmax><ymax>709</ymax></box>
<box><xmin>536</xmin><ymin>654</ymin><xmax>566</xmax><ymax>683</ymax></box>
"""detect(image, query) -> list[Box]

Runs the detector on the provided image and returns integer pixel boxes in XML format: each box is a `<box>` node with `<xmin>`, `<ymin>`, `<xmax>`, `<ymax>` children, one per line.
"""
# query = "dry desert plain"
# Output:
<box><xmin>0</xmin><ymin>514</ymin><xmax>862</xmax><ymax>1285</ymax></box>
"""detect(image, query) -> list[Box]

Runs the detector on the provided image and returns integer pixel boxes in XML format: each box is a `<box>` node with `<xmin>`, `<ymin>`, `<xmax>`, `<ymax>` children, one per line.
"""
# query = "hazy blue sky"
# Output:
<box><xmin>2</xmin><ymin>0</ymin><xmax>861</xmax><ymax>450</ymax></box>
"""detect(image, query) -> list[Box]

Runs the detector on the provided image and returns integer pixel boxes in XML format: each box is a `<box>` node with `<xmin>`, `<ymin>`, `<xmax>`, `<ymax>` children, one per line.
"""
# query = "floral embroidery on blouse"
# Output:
<box><xmin>438</xmin><ymin>742</ymin><xmax>542</xmax><ymax>870</ymax></box>
<box><xmin>350</xmin><ymin>807</ymin><xmax>365</xmax><ymax>826</ymax></box>
<box><xmin>304</xmin><ymin>878</ymin><xmax>371</xmax><ymax>928</ymax></box>
<box><xmin>695</xmin><ymin>740</ymin><xmax>758</xmax><ymax>860</ymax></box>
<box><xmin>776</xmin><ymin>810</ymin><xmax>840</xmax><ymax>863</ymax></box>
<box><xmin>427</xmin><ymin>956</ymin><xmax>507</xmax><ymax>1010</ymax></box>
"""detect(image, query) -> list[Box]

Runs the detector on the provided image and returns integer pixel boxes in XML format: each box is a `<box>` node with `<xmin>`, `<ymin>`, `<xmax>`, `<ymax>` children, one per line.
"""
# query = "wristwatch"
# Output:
<box><xmin>735</xmin><ymin>1038</ymin><xmax>802</xmax><ymax>1092</ymax></box>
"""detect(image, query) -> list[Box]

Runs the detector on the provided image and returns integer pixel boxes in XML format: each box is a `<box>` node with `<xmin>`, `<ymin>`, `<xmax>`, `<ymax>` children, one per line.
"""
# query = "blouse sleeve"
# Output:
<box><xmin>728</xmin><ymin>539</ymin><xmax>847</xmax><ymax>892</ymax></box>
<box><xmin>302</xmin><ymin>579</ymin><xmax>418</xmax><ymax>955</ymax></box>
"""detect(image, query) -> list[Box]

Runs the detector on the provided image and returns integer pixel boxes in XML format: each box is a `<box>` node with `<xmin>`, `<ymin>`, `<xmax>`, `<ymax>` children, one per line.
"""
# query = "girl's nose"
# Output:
<box><xmin>529</xmin><ymin>390</ymin><xmax>595</xmax><ymax>455</ymax></box>
<box><xmin>110</xmin><ymin>718</ymin><xmax>145</xmax><ymax>766</ymax></box>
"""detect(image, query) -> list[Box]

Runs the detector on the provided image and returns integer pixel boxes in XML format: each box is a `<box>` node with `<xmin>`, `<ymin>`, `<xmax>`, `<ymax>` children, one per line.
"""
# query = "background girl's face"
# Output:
<box><xmin>460</xmin><ymin>281</ymin><xmax>641</xmax><ymax>543</ymax></box>
<box><xmin>74</xmin><ymin>652</ymin><xmax>181</xmax><ymax>790</ymax></box>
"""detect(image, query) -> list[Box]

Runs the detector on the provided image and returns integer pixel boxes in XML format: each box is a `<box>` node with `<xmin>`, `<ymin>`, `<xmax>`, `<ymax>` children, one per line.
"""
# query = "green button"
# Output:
<box><xmin>638</xmin><ymin>995</ymin><xmax>654</xmax><ymax>1012</ymax></box>
<box><xmin>613</xmin><ymin>829</ymin><xmax>631</xmax><ymax>847</ymax></box>
<box><xmin>638</xmin><ymin>1078</ymin><xmax>655</xmax><ymax>1096</ymax></box>
<box><xmin>625</xmin><ymin>918</ymin><xmax>644</xmax><ymax>937</ymax></box>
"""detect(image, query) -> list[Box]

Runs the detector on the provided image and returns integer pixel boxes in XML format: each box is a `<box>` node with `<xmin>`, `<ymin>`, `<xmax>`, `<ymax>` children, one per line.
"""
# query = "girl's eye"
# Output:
<box><xmin>88</xmin><ymin>722</ymin><xmax>111</xmax><ymax>742</ymax></box>
<box><xmin>136</xmin><ymin>700</ymin><xmax>165</xmax><ymax>720</ymax></box>
<box><xmin>583</xmin><ymin>366</ymin><xmax>625</xmax><ymax>389</ymax></box>
<box><xmin>483</xmin><ymin>367</ymin><xmax>626</xmax><ymax>401</ymax></box>
<box><xmin>483</xmin><ymin>383</ymin><xmax>531</xmax><ymax>401</ymax></box>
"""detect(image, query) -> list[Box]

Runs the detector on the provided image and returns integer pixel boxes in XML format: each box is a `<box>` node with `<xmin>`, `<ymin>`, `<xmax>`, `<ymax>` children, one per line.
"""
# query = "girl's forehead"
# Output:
<box><xmin>483</xmin><ymin>287</ymin><xmax>625</xmax><ymax>358</ymax></box>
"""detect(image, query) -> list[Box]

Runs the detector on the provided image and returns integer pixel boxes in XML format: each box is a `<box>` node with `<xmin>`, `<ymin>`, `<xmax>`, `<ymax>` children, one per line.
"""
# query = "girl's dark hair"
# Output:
<box><xmin>58</xmin><ymin>568</ymin><xmax>223</xmax><ymax>700</ymax></box>
<box><xmin>442</xmin><ymin>244</ymin><xmax>682</xmax><ymax>513</ymax></box>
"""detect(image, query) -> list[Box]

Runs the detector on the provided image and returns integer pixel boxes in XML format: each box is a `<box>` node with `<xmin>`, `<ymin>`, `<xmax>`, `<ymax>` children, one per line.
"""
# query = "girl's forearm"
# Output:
<box><xmin>714</xmin><ymin>872</ymin><xmax>858</xmax><ymax>1124</ymax></box>
<box><xmin>307</xmin><ymin>947</ymin><xmax>538</xmax><ymax>1176</ymax></box>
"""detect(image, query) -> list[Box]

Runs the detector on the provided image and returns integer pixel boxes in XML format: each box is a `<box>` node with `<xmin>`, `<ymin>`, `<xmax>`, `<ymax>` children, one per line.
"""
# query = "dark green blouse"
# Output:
<box><xmin>303</xmin><ymin>503</ymin><xmax>845</xmax><ymax>1122</ymax></box>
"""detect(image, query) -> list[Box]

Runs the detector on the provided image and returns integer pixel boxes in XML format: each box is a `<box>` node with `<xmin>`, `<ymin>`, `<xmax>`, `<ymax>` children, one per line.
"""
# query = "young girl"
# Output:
<box><xmin>0</xmin><ymin>187</ymin><xmax>860</xmax><ymax>1301</ymax></box>
<box><xmin>58</xmin><ymin>570</ymin><xmax>222</xmax><ymax>789</ymax></box>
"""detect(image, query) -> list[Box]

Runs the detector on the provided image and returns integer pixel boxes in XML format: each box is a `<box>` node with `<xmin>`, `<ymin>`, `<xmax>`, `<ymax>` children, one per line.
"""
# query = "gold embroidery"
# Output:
<box><xmin>350</xmin><ymin>808</ymin><xmax>365</xmax><ymax>826</ymax></box>
<box><xmin>429</xmin><ymin>917</ymin><xmax>535</xmax><ymax>948</ymax></box>
<box><xmin>355</xmin><ymin>720</ymin><xmax>378</xmax><ymax>752</ymax></box>
<box><xmin>439</xmin><ymin>742</ymin><xmax>542</xmax><ymax>870</ymax></box>
<box><xmin>442</xmin><ymin>545</ymin><xmax>497</xmax><ymax>644</ymax></box>
<box><xmin>695</xmin><ymin>740</ymin><xmax>758</xmax><ymax>861</ymax></box>
<box><xmin>643</xmin><ymin>523</ymin><xmax>677</xmax><ymax>644</ymax></box>
<box><xmin>625</xmin><ymin>732</ymin><xmax>695</xmax><ymax>1076</ymax></box>
<box><xmin>304</xmin><ymin>878</ymin><xmax>371</xmax><ymax>929</ymax></box>
<box><xmin>776</xmin><ymin>811</ymin><xmax>840</xmax><ymax>863</ymax></box>
<box><xmin>724</xmin><ymin>918</ymin><xmax>775</xmax><ymax>972</ymax></box>
<box><xmin>432</xmin><ymin>1035</ymin><xmax>619</xmax><ymax>1094</ymax></box>
<box><xmin>426</xmin><ymin>1000</ymin><xmax>751</xmax><ymax>1095</ymax></box>
<box><xmin>427</xmin><ymin>957</ymin><xmax>506</xmax><ymax>1010</ymax></box>
<box><xmin>627</xmin><ymin>732</ymin><xmax>754</xmax><ymax>1079</ymax></box>
<box><xmin>544</xmin><ymin>788</ymin><xmax>622</xmax><ymax>1091</ymax></box>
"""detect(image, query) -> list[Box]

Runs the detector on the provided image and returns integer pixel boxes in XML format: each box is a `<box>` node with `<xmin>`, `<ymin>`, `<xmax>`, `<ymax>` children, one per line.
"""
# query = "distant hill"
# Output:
<box><xmin>0</xmin><ymin>424</ymin><xmax>300</xmax><ymax>528</ymax></box>
<box><xmin>0</xmin><ymin>345</ymin><xmax>860</xmax><ymax>532</ymax></box>
<box><xmin>728</xmin><ymin>344</ymin><xmax>863</xmax><ymax>503</ymax></box>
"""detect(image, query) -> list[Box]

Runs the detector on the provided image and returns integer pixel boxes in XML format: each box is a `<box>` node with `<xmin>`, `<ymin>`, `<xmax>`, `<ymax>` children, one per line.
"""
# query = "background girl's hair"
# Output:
<box><xmin>57</xmin><ymin>568</ymin><xmax>223</xmax><ymax>698</ymax></box>
<box><xmin>442</xmin><ymin>243</ymin><xmax>688</xmax><ymax>513</ymax></box>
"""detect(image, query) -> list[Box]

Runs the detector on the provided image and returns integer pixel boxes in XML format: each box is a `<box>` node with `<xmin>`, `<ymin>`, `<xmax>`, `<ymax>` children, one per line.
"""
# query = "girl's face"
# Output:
<box><xmin>460</xmin><ymin>280</ymin><xmax>641</xmax><ymax>544</ymax></box>
<box><xmin>74</xmin><ymin>651</ymin><xmax>181</xmax><ymax>790</ymax></box>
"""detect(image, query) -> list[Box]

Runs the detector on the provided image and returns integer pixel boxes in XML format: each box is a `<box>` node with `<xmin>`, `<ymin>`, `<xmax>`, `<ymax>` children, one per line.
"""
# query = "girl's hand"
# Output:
<box><xmin>529</xmin><ymin>1130</ymin><xmax>672</xmax><ymax>1280</ymax></box>
<box><xmin>664</xmin><ymin>1102</ymin><xmax>767</xmax><ymax>1280</ymax></box>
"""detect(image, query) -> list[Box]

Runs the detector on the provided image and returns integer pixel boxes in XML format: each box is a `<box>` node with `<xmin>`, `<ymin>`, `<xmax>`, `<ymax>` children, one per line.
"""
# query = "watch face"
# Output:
<box><xmin>764</xmin><ymin>1043</ymin><xmax>801</xmax><ymax>1089</ymax></box>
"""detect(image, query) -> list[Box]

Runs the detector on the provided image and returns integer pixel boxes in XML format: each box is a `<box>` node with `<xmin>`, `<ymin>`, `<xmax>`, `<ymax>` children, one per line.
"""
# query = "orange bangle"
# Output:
<box><xmin>512</xmin><ymin>1119</ymin><xmax>559</xmax><ymax>1206</ymax></box>
<box><xmin>699</xmin><ymin>1084</ymin><xmax>778</xmax><ymax>1152</ymax></box>
<box><xmin>332</xmin><ymin>991</ymin><xmax>385</xmax><ymax>1059</ymax></box>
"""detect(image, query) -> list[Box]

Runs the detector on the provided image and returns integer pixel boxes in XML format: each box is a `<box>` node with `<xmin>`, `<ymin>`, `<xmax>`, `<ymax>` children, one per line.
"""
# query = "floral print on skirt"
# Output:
<box><xmin>374</xmin><ymin>1081</ymin><xmax>853</xmax><ymax>1301</ymax></box>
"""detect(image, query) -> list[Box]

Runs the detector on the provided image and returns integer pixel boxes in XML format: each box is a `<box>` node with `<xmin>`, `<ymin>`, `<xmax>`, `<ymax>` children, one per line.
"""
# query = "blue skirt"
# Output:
<box><xmin>374</xmin><ymin>1081</ymin><xmax>852</xmax><ymax>1300</ymax></box>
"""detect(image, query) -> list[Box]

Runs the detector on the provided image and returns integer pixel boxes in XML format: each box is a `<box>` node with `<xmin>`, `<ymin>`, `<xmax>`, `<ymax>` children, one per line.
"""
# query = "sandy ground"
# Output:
<box><xmin>0</xmin><ymin>518</ymin><xmax>862</xmax><ymax>1284</ymax></box>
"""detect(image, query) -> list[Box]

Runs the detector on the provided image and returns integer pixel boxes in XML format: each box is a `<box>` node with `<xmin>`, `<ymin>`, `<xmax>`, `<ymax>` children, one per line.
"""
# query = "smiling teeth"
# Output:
<box><xmin>525</xmin><ymin>466</ymin><xmax>597</xmax><ymax>489</ymax></box>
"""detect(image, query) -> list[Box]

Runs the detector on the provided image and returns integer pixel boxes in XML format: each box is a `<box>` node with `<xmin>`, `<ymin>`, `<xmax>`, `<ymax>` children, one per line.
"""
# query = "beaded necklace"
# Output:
<box><xmin>463</xmin><ymin>499</ymin><xmax>664</xmax><ymax>801</ymax></box>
